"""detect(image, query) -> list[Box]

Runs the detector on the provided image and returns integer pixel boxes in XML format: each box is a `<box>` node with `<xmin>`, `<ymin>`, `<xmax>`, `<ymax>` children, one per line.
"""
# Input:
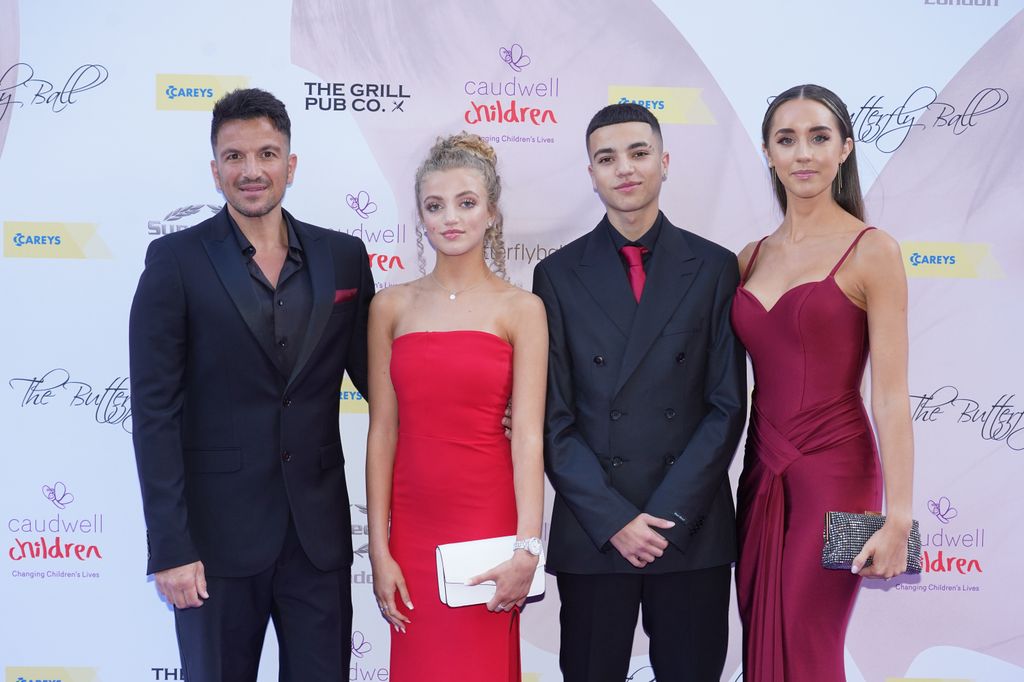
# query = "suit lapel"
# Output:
<box><xmin>614</xmin><ymin>221</ymin><xmax>701</xmax><ymax>395</ymax></box>
<box><xmin>201</xmin><ymin>208</ymin><xmax>280</xmax><ymax>368</ymax></box>
<box><xmin>285</xmin><ymin>215</ymin><xmax>334</xmax><ymax>391</ymax></box>
<box><xmin>572</xmin><ymin>223</ymin><xmax>636</xmax><ymax>338</ymax></box>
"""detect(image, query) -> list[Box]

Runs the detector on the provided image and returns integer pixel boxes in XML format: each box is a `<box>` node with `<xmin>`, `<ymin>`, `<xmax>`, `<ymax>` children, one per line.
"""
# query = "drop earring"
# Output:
<box><xmin>837</xmin><ymin>162</ymin><xmax>843</xmax><ymax>193</ymax></box>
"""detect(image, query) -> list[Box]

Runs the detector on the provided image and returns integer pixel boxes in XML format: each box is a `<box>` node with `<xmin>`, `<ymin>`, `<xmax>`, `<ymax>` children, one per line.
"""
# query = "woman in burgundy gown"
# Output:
<box><xmin>364</xmin><ymin>133</ymin><xmax>547</xmax><ymax>681</ymax></box>
<box><xmin>732</xmin><ymin>85</ymin><xmax>915</xmax><ymax>682</ymax></box>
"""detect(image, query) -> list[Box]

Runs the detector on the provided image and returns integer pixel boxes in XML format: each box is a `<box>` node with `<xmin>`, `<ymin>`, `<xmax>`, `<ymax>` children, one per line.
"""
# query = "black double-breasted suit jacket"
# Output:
<box><xmin>533</xmin><ymin>214</ymin><xmax>746</xmax><ymax>574</ymax></box>
<box><xmin>129</xmin><ymin>207</ymin><xmax>372</xmax><ymax>577</ymax></box>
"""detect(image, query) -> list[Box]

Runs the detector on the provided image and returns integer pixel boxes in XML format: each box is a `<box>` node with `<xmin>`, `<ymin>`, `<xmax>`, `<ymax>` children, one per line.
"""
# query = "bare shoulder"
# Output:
<box><xmin>858</xmin><ymin>227</ymin><xmax>901</xmax><ymax>257</ymax></box>
<box><xmin>736</xmin><ymin>239</ymin><xmax>761</xmax><ymax>275</ymax></box>
<box><xmin>849</xmin><ymin>228</ymin><xmax>907</xmax><ymax>297</ymax></box>
<box><xmin>852</xmin><ymin>227</ymin><xmax>904</xmax><ymax>271</ymax></box>
<box><xmin>498</xmin><ymin>284</ymin><xmax>547</xmax><ymax>341</ymax></box>
<box><xmin>507</xmin><ymin>285</ymin><xmax>545</xmax><ymax>318</ymax></box>
<box><xmin>369</xmin><ymin>280</ymin><xmax>418</xmax><ymax>318</ymax></box>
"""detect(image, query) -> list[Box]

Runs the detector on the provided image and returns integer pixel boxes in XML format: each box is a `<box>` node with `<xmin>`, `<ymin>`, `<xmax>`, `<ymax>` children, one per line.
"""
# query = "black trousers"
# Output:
<box><xmin>173</xmin><ymin>519</ymin><xmax>352</xmax><ymax>682</ymax></box>
<box><xmin>557</xmin><ymin>565</ymin><xmax>731</xmax><ymax>682</ymax></box>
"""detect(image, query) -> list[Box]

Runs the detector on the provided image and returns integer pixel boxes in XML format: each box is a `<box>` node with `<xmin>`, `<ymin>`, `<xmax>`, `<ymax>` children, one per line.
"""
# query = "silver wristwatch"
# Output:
<box><xmin>512</xmin><ymin>537</ymin><xmax>544</xmax><ymax>556</ymax></box>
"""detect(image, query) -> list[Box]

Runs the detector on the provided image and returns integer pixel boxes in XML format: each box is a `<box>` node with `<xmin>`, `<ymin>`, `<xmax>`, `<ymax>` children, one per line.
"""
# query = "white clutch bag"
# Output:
<box><xmin>435</xmin><ymin>535</ymin><xmax>546</xmax><ymax>608</ymax></box>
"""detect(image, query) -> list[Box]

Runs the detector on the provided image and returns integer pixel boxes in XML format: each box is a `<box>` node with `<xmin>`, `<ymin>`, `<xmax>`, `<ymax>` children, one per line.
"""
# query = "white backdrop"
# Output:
<box><xmin>2</xmin><ymin>1</ymin><xmax>1022</xmax><ymax>680</ymax></box>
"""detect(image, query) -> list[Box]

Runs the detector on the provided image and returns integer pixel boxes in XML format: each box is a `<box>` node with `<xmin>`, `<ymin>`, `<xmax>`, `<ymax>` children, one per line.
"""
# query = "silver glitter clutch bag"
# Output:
<box><xmin>821</xmin><ymin>511</ymin><xmax>922</xmax><ymax>574</ymax></box>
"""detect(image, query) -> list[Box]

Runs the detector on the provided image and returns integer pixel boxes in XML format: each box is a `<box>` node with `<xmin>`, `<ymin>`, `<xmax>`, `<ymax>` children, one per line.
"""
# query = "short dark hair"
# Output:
<box><xmin>210</xmin><ymin>88</ymin><xmax>291</xmax><ymax>149</ymax></box>
<box><xmin>585</xmin><ymin>102</ymin><xmax>662</xmax><ymax>150</ymax></box>
<box><xmin>762</xmin><ymin>84</ymin><xmax>864</xmax><ymax>221</ymax></box>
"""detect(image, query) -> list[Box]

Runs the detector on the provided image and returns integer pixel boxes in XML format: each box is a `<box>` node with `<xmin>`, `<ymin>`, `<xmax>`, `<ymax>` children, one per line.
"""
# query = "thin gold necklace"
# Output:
<box><xmin>429</xmin><ymin>271</ymin><xmax>491</xmax><ymax>301</ymax></box>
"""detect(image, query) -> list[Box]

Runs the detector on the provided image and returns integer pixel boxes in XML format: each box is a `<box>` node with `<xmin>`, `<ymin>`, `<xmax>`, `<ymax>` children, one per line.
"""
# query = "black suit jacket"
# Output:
<box><xmin>129</xmin><ymin>207</ymin><xmax>373</xmax><ymax>577</ymax></box>
<box><xmin>533</xmin><ymin>214</ymin><xmax>746</xmax><ymax>574</ymax></box>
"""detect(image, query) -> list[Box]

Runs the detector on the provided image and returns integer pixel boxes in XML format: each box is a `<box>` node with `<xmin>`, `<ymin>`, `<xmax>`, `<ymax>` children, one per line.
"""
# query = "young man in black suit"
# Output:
<box><xmin>129</xmin><ymin>88</ymin><xmax>373</xmax><ymax>681</ymax></box>
<box><xmin>533</xmin><ymin>102</ymin><xmax>747</xmax><ymax>681</ymax></box>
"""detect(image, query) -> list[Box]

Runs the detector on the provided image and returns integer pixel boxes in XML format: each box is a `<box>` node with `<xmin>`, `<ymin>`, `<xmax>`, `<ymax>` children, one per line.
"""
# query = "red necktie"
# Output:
<box><xmin>620</xmin><ymin>245</ymin><xmax>648</xmax><ymax>302</ymax></box>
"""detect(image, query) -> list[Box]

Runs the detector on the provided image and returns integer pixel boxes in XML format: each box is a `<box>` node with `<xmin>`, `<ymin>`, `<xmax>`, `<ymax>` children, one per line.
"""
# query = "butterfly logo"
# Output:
<box><xmin>346</xmin><ymin>191</ymin><xmax>378</xmax><ymax>219</ymax></box>
<box><xmin>42</xmin><ymin>481</ymin><xmax>75</xmax><ymax>509</ymax></box>
<box><xmin>626</xmin><ymin>666</ymin><xmax>656</xmax><ymax>682</ymax></box>
<box><xmin>927</xmin><ymin>496</ymin><xmax>958</xmax><ymax>524</ymax></box>
<box><xmin>351</xmin><ymin>630</ymin><xmax>372</xmax><ymax>658</ymax></box>
<box><xmin>499</xmin><ymin>43</ymin><xmax>531</xmax><ymax>72</ymax></box>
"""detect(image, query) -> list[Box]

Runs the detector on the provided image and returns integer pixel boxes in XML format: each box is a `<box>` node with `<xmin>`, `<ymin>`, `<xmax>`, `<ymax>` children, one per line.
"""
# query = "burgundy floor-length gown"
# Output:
<box><xmin>732</xmin><ymin>228</ymin><xmax>883</xmax><ymax>681</ymax></box>
<box><xmin>387</xmin><ymin>330</ymin><xmax>520</xmax><ymax>681</ymax></box>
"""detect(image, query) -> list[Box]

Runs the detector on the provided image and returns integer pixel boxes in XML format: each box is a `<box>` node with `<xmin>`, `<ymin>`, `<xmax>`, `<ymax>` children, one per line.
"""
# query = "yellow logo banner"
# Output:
<box><xmin>901</xmin><ymin>241</ymin><xmax>1002</xmax><ymax>279</ymax></box>
<box><xmin>156</xmin><ymin>74</ymin><xmax>250</xmax><ymax>111</ymax></box>
<box><xmin>4</xmin><ymin>222</ymin><xmax>110</xmax><ymax>259</ymax></box>
<box><xmin>339</xmin><ymin>374</ymin><xmax>368</xmax><ymax>414</ymax></box>
<box><xmin>608</xmin><ymin>86</ymin><xmax>715</xmax><ymax>125</ymax></box>
<box><xmin>5</xmin><ymin>667</ymin><xmax>99</xmax><ymax>682</ymax></box>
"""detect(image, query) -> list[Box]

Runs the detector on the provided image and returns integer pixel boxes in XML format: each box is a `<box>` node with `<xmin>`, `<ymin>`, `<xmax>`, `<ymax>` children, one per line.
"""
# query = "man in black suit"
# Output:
<box><xmin>533</xmin><ymin>103</ymin><xmax>746</xmax><ymax>681</ymax></box>
<box><xmin>129</xmin><ymin>88</ymin><xmax>373</xmax><ymax>682</ymax></box>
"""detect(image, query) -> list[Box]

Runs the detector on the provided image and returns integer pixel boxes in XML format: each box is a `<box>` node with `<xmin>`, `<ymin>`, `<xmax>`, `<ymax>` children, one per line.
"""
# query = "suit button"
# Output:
<box><xmin>676</xmin><ymin>352</ymin><xmax>686</xmax><ymax>364</ymax></box>
<box><xmin>593</xmin><ymin>355</ymin><xmax>605</xmax><ymax>366</ymax></box>
<box><xmin>611</xmin><ymin>457</ymin><xmax>623</xmax><ymax>467</ymax></box>
<box><xmin>283</xmin><ymin>397</ymin><xmax>292</xmax><ymax>407</ymax></box>
<box><xmin>665</xmin><ymin>454</ymin><xmax>677</xmax><ymax>465</ymax></box>
<box><xmin>664</xmin><ymin>408</ymin><xmax>676</xmax><ymax>420</ymax></box>
<box><xmin>609</xmin><ymin>409</ymin><xmax>622</xmax><ymax>421</ymax></box>
<box><xmin>281</xmin><ymin>451</ymin><xmax>291</xmax><ymax>462</ymax></box>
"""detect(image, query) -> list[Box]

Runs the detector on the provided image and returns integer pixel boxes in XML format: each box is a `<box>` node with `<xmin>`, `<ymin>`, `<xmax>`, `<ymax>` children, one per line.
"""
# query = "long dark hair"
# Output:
<box><xmin>761</xmin><ymin>84</ymin><xmax>864</xmax><ymax>221</ymax></box>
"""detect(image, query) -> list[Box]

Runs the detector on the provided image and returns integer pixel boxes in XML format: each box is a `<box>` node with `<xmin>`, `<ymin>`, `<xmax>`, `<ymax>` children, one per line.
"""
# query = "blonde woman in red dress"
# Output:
<box><xmin>365</xmin><ymin>133</ymin><xmax>547</xmax><ymax>681</ymax></box>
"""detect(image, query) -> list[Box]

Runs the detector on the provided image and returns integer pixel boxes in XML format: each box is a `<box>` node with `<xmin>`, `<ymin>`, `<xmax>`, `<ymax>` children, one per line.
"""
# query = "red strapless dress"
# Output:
<box><xmin>387</xmin><ymin>330</ymin><xmax>520</xmax><ymax>681</ymax></box>
<box><xmin>731</xmin><ymin>229</ymin><xmax>883</xmax><ymax>681</ymax></box>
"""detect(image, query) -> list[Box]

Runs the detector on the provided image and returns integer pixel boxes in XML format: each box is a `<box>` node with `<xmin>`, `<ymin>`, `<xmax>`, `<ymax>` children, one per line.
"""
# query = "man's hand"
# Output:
<box><xmin>609</xmin><ymin>514</ymin><xmax>675</xmax><ymax>568</ymax></box>
<box><xmin>155</xmin><ymin>560</ymin><xmax>208</xmax><ymax>609</ymax></box>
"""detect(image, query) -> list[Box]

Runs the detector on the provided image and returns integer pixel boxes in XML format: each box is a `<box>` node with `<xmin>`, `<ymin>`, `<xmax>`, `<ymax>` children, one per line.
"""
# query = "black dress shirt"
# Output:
<box><xmin>229</xmin><ymin>214</ymin><xmax>313</xmax><ymax>378</ymax></box>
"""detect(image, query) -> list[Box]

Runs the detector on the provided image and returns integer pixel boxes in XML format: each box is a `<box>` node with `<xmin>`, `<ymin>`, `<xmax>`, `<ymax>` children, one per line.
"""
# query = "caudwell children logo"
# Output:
<box><xmin>920</xmin><ymin>495</ymin><xmax>986</xmax><ymax>579</ymax></box>
<box><xmin>7</xmin><ymin>482</ymin><xmax>105</xmax><ymax>568</ymax></box>
<box><xmin>463</xmin><ymin>42</ymin><xmax>560</xmax><ymax>127</ymax></box>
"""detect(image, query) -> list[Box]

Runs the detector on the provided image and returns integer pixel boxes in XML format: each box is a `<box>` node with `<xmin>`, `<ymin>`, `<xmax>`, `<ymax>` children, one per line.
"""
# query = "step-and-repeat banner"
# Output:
<box><xmin>2</xmin><ymin>1</ymin><xmax>1022</xmax><ymax>680</ymax></box>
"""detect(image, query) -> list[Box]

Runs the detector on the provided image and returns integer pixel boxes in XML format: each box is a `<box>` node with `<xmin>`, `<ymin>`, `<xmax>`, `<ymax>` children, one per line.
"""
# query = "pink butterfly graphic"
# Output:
<box><xmin>346</xmin><ymin>190</ymin><xmax>377</xmax><ymax>219</ymax></box>
<box><xmin>927</xmin><ymin>496</ymin><xmax>959</xmax><ymax>524</ymax></box>
<box><xmin>42</xmin><ymin>481</ymin><xmax>74</xmax><ymax>509</ymax></box>
<box><xmin>350</xmin><ymin>630</ymin><xmax>372</xmax><ymax>658</ymax></box>
<box><xmin>499</xmin><ymin>43</ymin><xmax>531</xmax><ymax>72</ymax></box>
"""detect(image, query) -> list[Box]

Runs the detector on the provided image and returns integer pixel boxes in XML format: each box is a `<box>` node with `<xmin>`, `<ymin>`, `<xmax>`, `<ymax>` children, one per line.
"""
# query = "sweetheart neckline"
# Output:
<box><xmin>737</xmin><ymin>276</ymin><xmax>864</xmax><ymax>315</ymax></box>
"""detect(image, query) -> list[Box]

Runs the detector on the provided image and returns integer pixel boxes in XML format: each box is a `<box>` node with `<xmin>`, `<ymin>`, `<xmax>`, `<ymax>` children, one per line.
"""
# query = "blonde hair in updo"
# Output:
<box><xmin>414</xmin><ymin>132</ymin><xmax>507</xmax><ymax>279</ymax></box>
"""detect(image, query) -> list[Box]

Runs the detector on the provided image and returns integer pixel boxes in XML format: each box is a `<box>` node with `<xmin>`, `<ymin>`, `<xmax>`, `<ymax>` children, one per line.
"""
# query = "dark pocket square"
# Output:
<box><xmin>334</xmin><ymin>288</ymin><xmax>358</xmax><ymax>304</ymax></box>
